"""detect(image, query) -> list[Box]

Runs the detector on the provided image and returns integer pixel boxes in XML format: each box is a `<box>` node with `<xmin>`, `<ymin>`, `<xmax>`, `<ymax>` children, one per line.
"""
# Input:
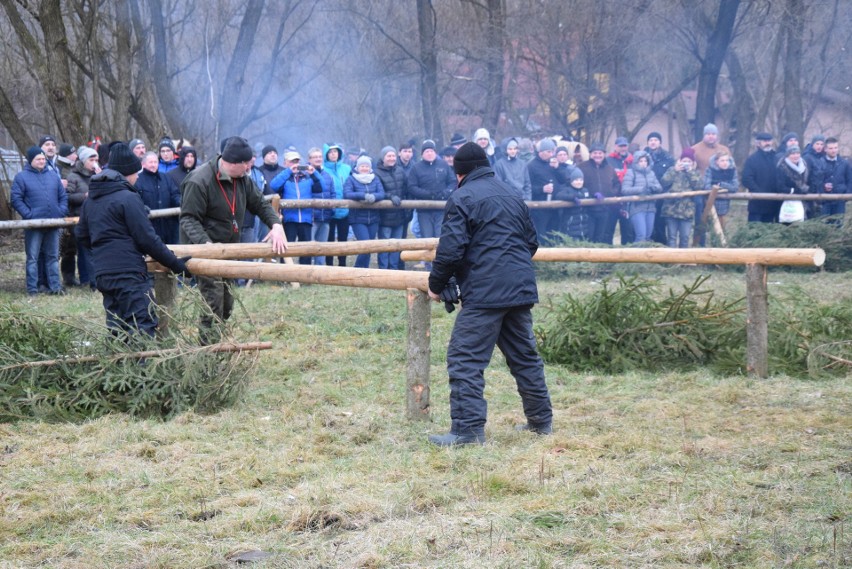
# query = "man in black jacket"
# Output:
<box><xmin>743</xmin><ymin>133</ymin><xmax>781</xmax><ymax>223</ymax></box>
<box><xmin>75</xmin><ymin>143</ymin><xmax>189</xmax><ymax>339</ymax></box>
<box><xmin>427</xmin><ymin>142</ymin><xmax>553</xmax><ymax>446</ymax></box>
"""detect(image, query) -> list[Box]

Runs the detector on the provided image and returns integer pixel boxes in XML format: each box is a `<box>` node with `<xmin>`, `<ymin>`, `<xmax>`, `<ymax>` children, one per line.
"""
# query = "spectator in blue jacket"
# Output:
<box><xmin>157</xmin><ymin>138</ymin><xmax>179</xmax><ymax>173</ymax></box>
<box><xmin>344</xmin><ymin>156</ymin><xmax>386</xmax><ymax>268</ymax></box>
<box><xmin>136</xmin><ymin>152</ymin><xmax>181</xmax><ymax>244</ymax></box>
<box><xmin>270</xmin><ymin>151</ymin><xmax>321</xmax><ymax>265</ymax></box>
<box><xmin>323</xmin><ymin>143</ymin><xmax>351</xmax><ymax>266</ymax></box>
<box><xmin>308</xmin><ymin>147</ymin><xmax>337</xmax><ymax>265</ymax></box>
<box><xmin>11</xmin><ymin>146</ymin><xmax>68</xmax><ymax>295</ymax></box>
<box><xmin>815</xmin><ymin>137</ymin><xmax>851</xmax><ymax>221</ymax></box>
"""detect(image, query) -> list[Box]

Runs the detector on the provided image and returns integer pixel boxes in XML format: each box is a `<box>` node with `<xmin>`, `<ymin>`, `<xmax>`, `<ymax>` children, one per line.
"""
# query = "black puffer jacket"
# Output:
<box><xmin>375</xmin><ymin>161</ymin><xmax>409</xmax><ymax>227</ymax></box>
<box><xmin>75</xmin><ymin>170</ymin><xmax>184</xmax><ymax>277</ymax></box>
<box><xmin>743</xmin><ymin>149</ymin><xmax>781</xmax><ymax>216</ymax></box>
<box><xmin>429</xmin><ymin>167</ymin><xmax>539</xmax><ymax>309</ymax></box>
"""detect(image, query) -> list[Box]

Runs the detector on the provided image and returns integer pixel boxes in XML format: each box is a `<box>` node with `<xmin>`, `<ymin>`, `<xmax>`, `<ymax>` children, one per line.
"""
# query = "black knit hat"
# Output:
<box><xmin>38</xmin><ymin>135</ymin><xmax>55</xmax><ymax>147</ymax></box>
<box><xmin>261</xmin><ymin>144</ymin><xmax>277</xmax><ymax>158</ymax></box>
<box><xmin>158</xmin><ymin>138</ymin><xmax>176</xmax><ymax>153</ymax></box>
<box><xmin>26</xmin><ymin>146</ymin><xmax>45</xmax><ymax>165</ymax></box>
<box><xmin>58</xmin><ymin>143</ymin><xmax>75</xmax><ymax>157</ymax></box>
<box><xmin>221</xmin><ymin>137</ymin><xmax>253</xmax><ymax>163</ymax></box>
<box><xmin>421</xmin><ymin>139</ymin><xmax>437</xmax><ymax>154</ymax></box>
<box><xmin>647</xmin><ymin>131</ymin><xmax>662</xmax><ymax>142</ymax></box>
<box><xmin>453</xmin><ymin>142</ymin><xmax>490</xmax><ymax>177</ymax></box>
<box><xmin>449</xmin><ymin>132</ymin><xmax>467</xmax><ymax>146</ymax></box>
<box><xmin>109</xmin><ymin>143</ymin><xmax>142</xmax><ymax>176</ymax></box>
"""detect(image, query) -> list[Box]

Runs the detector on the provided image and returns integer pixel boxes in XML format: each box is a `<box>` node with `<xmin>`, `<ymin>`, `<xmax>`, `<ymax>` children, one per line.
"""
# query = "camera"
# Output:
<box><xmin>296</xmin><ymin>164</ymin><xmax>310</xmax><ymax>171</ymax></box>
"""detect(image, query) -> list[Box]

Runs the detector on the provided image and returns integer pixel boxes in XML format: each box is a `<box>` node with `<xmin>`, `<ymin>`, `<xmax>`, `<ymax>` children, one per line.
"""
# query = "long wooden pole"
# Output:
<box><xmin>165</xmin><ymin>238</ymin><xmax>440</xmax><ymax>260</ymax></box>
<box><xmin>401</xmin><ymin>247</ymin><xmax>826</xmax><ymax>267</ymax></box>
<box><xmin>154</xmin><ymin>259</ymin><xmax>430</xmax><ymax>291</ymax></box>
<box><xmin>745</xmin><ymin>264</ymin><xmax>769</xmax><ymax>378</ymax></box>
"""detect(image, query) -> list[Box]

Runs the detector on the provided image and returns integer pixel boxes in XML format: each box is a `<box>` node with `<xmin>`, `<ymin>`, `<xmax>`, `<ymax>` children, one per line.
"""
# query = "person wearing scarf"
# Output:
<box><xmin>343</xmin><ymin>156</ymin><xmax>386</xmax><ymax>268</ymax></box>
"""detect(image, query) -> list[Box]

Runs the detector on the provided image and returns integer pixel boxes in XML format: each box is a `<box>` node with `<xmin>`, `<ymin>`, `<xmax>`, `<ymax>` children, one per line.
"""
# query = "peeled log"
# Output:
<box><xmin>401</xmin><ymin>247</ymin><xmax>825</xmax><ymax>267</ymax></box>
<box><xmin>165</xmin><ymin>238</ymin><xmax>439</xmax><ymax>260</ymax></box>
<box><xmin>154</xmin><ymin>259</ymin><xmax>430</xmax><ymax>291</ymax></box>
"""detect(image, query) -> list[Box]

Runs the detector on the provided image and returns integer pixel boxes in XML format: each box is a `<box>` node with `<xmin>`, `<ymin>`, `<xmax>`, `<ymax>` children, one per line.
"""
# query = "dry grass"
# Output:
<box><xmin>0</xmin><ymin>247</ymin><xmax>849</xmax><ymax>567</ymax></box>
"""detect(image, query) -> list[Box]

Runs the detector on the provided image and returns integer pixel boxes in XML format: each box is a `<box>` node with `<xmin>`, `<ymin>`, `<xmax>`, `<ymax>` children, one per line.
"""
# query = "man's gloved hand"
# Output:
<box><xmin>440</xmin><ymin>277</ymin><xmax>461</xmax><ymax>313</ymax></box>
<box><xmin>391</xmin><ymin>195</ymin><xmax>402</xmax><ymax>207</ymax></box>
<box><xmin>573</xmin><ymin>196</ymin><xmax>583</xmax><ymax>207</ymax></box>
<box><xmin>175</xmin><ymin>256</ymin><xmax>193</xmax><ymax>278</ymax></box>
<box><xmin>594</xmin><ymin>192</ymin><xmax>605</xmax><ymax>203</ymax></box>
<box><xmin>364</xmin><ymin>193</ymin><xmax>376</xmax><ymax>204</ymax></box>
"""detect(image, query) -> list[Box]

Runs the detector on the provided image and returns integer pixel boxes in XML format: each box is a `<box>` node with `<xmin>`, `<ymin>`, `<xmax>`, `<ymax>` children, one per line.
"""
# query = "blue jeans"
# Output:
<box><xmin>630</xmin><ymin>211</ymin><xmax>655</xmax><ymax>242</ymax></box>
<box><xmin>312</xmin><ymin>221</ymin><xmax>330</xmax><ymax>265</ymax></box>
<box><xmin>351</xmin><ymin>222</ymin><xmax>379</xmax><ymax>268</ymax></box>
<box><xmin>77</xmin><ymin>242</ymin><xmax>94</xmax><ymax>285</ymax></box>
<box><xmin>24</xmin><ymin>228</ymin><xmax>61</xmax><ymax>293</ymax></box>
<box><xmin>378</xmin><ymin>224</ymin><xmax>405</xmax><ymax>269</ymax></box>
<box><xmin>666</xmin><ymin>218</ymin><xmax>692</xmax><ymax>248</ymax></box>
<box><xmin>410</xmin><ymin>210</ymin><xmax>422</xmax><ymax>238</ymax></box>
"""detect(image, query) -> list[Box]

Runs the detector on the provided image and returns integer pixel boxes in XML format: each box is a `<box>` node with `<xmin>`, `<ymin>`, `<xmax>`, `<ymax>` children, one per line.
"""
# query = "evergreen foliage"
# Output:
<box><xmin>0</xmin><ymin>299</ymin><xmax>255</xmax><ymax>422</ymax></box>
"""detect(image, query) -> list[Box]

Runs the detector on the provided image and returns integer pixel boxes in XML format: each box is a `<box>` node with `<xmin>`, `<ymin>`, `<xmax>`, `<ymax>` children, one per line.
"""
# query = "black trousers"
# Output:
<box><xmin>284</xmin><ymin>222</ymin><xmax>313</xmax><ymax>265</ymax></box>
<box><xmin>446</xmin><ymin>304</ymin><xmax>552</xmax><ymax>436</ymax></box>
<box><xmin>96</xmin><ymin>272</ymin><xmax>157</xmax><ymax>339</ymax></box>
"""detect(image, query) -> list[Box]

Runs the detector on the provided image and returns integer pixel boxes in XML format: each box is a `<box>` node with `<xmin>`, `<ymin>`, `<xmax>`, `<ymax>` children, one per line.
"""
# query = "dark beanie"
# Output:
<box><xmin>647</xmin><ymin>131</ymin><xmax>662</xmax><ymax>142</ymax></box>
<box><xmin>26</xmin><ymin>146</ymin><xmax>45</xmax><ymax>165</ymax></box>
<box><xmin>453</xmin><ymin>142</ymin><xmax>490</xmax><ymax>177</ymax></box>
<box><xmin>261</xmin><ymin>144</ymin><xmax>277</xmax><ymax>158</ymax></box>
<box><xmin>109</xmin><ymin>143</ymin><xmax>142</xmax><ymax>176</ymax></box>
<box><xmin>421</xmin><ymin>139</ymin><xmax>436</xmax><ymax>154</ymax></box>
<box><xmin>221</xmin><ymin>137</ymin><xmax>253</xmax><ymax>163</ymax></box>
<box><xmin>159</xmin><ymin>138</ymin><xmax>176</xmax><ymax>152</ymax></box>
<box><xmin>38</xmin><ymin>135</ymin><xmax>55</xmax><ymax>147</ymax></box>
<box><xmin>58</xmin><ymin>143</ymin><xmax>75</xmax><ymax>157</ymax></box>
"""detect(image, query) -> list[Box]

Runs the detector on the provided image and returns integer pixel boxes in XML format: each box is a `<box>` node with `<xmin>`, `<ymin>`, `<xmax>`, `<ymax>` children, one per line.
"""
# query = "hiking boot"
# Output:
<box><xmin>515</xmin><ymin>423</ymin><xmax>553</xmax><ymax>435</ymax></box>
<box><xmin>427</xmin><ymin>432</ymin><xmax>485</xmax><ymax>447</ymax></box>
<box><xmin>48</xmin><ymin>288</ymin><xmax>67</xmax><ymax>296</ymax></box>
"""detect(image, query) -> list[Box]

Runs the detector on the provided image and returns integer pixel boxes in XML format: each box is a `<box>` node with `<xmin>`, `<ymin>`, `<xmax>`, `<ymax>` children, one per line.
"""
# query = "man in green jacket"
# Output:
<box><xmin>180</xmin><ymin>136</ymin><xmax>287</xmax><ymax>342</ymax></box>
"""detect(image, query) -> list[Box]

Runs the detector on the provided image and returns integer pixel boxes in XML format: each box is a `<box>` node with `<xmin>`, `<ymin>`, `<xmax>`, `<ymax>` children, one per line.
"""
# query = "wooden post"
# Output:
<box><xmin>153</xmin><ymin>272</ymin><xmax>177</xmax><ymax>338</ymax></box>
<box><xmin>406</xmin><ymin>288</ymin><xmax>431</xmax><ymax>420</ymax></box>
<box><xmin>746</xmin><ymin>263</ymin><xmax>769</xmax><ymax>378</ymax></box>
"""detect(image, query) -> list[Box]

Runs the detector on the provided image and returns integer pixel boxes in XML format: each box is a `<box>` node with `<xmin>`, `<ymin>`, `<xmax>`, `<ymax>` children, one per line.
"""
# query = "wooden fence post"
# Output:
<box><xmin>406</xmin><ymin>288</ymin><xmax>431</xmax><ymax>420</ymax></box>
<box><xmin>745</xmin><ymin>263</ymin><xmax>769</xmax><ymax>378</ymax></box>
<box><xmin>153</xmin><ymin>272</ymin><xmax>178</xmax><ymax>338</ymax></box>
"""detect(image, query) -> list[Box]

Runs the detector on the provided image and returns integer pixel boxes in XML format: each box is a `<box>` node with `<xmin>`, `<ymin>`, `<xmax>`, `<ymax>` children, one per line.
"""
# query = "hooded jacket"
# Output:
<box><xmin>661</xmin><ymin>166</ymin><xmax>703</xmax><ymax>220</ymax></box>
<box><xmin>269</xmin><ymin>168</ymin><xmax>322</xmax><ymax>225</ymax></box>
<box><xmin>168</xmin><ymin>146</ymin><xmax>197</xmax><ymax>188</ymax></box>
<box><xmin>494</xmin><ymin>142</ymin><xmax>532</xmax><ymax>200</ymax></box>
<box><xmin>429</xmin><ymin>166</ymin><xmax>538</xmax><ymax>309</ymax></box>
<box><xmin>621</xmin><ymin>151</ymin><xmax>663</xmax><ymax>214</ymax></box>
<box><xmin>75</xmin><ymin>169</ymin><xmax>184</xmax><ymax>277</ymax></box>
<box><xmin>11</xmin><ymin>163</ymin><xmax>68</xmax><ymax>220</ymax></box>
<box><xmin>323</xmin><ymin>144</ymin><xmax>351</xmax><ymax>219</ymax></box>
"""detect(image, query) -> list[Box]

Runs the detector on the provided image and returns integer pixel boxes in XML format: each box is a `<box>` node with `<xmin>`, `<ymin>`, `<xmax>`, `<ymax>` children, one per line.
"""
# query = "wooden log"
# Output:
<box><xmin>0</xmin><ymin>341</ymin><xmax>273</xmax><ymax>371</ymax></box>
<box><xmin>152</xmin><ymin>259</ymin><xmax>430</xmax><ymax>291</ymax></box>
<box><xmin>153</xmin><ymin>272</ymin><xmax>178</xmax><ymax>338</ymax></box>
<box><xmin>164</xmin><ymin>238</ymin><xmax>439</xmax><ymax>260</ymax></box>
<box><xmin>745</xmin><ymin>264</ymin><xmax>769</xmax><ymax>378</ymax></box>
<box><xmin>406</xmin><ymin>288</ymin><xmax>431</xmax><ymax>420</ymax></box>
<box><xmin>402</xmin><ymin>247</ymin><xmax>826</xmax><ymax>267</ymax></box>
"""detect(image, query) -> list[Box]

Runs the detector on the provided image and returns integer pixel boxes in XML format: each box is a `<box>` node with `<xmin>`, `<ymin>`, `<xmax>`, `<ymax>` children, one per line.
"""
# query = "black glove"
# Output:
<box><xmin>440</xmin><ymin>277</ymin><xmax>461</xmax><ymax>313</ymax></box>
<box><xmin>174</xmin><ymin>256</ymin><xmax>192</xmax><ymax>278</ymax></box>
<box><xmin>391</xmin><ymin>195</ymin><xmax>402</xmax><ymax>207</ymax></box>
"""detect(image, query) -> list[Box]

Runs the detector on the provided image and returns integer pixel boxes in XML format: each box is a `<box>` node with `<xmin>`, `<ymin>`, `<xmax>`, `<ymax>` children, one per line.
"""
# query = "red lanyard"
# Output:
<box><xmin>215</xmin><ymin>171</ymin><xmax>239</xmax><ymax>233</ymax></box>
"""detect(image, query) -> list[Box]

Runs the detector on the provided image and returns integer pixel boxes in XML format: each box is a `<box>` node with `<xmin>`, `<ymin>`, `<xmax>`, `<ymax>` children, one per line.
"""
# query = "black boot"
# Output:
<box><xmin>515</xmin><ymin>423</ymin><xmax>553</xmax><ymax>435</ymax></box>
<box><xmin>427</xmin><ymin>432</ymin><xmax>485</xmax><ymax>447</ymax></box>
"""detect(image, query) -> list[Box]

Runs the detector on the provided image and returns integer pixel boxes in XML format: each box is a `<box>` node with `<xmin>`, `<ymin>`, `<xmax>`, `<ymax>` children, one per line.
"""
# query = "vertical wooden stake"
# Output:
<box><xmin>745</xmin><ymin>263</ymin><xmax>769</xmax><ymax>378</ymax></box>
<box><xmin>153</xmin><ymin>271</ymin><xmax>177</xmax><ymax>338</ymax></box>
<box><xmin>406</xmin><ymin>288</ymin><xmax>431</xmax><ymax>420</ymax></box>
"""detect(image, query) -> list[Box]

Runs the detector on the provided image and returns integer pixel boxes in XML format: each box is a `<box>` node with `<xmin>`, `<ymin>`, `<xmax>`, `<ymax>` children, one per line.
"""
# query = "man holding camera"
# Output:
<box><xmin>269</xmin><ymin>150</ymin><xmax>322</xmax><ymax>265</ymax></box>
<box><xmin>180</xmin><ymin>137</ymin><xmax>287</xmax><ymax>342</ymax></box>
<box><xmin>427</xmin><ymin>142</ymin><xmax>553</xmax><ymax>447</ymax></box>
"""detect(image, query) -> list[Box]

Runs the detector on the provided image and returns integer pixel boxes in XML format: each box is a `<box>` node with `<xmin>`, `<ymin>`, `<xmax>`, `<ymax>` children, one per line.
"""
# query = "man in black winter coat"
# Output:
<box><xmin>427</xmin><ymin>142</ymin><xmax>553</xmax><ymax>447</ymax></box>
<box><xmin>75</xmin><ymin>143</ymin><xmax>189</xmax><ymax>339</ymax></box>
<box><xmin>743</xmin><ymin>133</ymin><xmax>782</xmax><ymax>223</ymax></box>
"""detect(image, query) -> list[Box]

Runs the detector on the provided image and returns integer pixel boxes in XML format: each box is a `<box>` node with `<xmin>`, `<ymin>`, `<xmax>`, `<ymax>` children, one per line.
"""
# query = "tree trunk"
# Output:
<box><xmin>0</xmin><ymin>85</ymin><xmax>31</xmax><ymax>153</ymax></box>
<box><xmin>217</xmin><ymin>0</ymin><xmax>265</xmax><ymax>136</ymax></box>
<box><xmin>482</xmin><ymin>0</ymin><xmax>506</xmax><ymax>132</ymax></box>
<box><xmin>693</xmin><ymin>0</ymin><xmax>740</xmax><ymax>142</ymax></box>
<box><xmin>112</xmin><ymin>2</ymin><xmax>133</xmax><ymax>139</ymax></box>
<box><xmin>416</xmin><ymin>0</ymin><xmax>443</xmax><ymax>141</ymax></box>
<box><xmin>725</xmin><ymin>49</ymin><xmax>755</xmax><ymax>169</ymax></box>
<box><xmin>781</xmin><ymin>0</ymin><xmax>805</xmax><ymax>137</ymax></box>
<box><xmin>148</xmin><ymin>0</ymin><xmax>191</xmax><ymax>138</ymax></box>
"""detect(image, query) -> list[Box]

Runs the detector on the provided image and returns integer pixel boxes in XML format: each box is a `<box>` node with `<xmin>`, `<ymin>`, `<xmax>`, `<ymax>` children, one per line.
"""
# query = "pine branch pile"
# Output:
<box><xmin>536</xmin><ymin>276</ymin><xmax>852</xmax><ymax>377</ymax></box>
<box><xmin>727</xmin><ymin>217</ymin><xmax>852</xmax><ymax>272</ymax></box>
<box><xmin>0</xmin><ymin>301</ymin><xmax>257</xmax><ymax>422</ymax></box>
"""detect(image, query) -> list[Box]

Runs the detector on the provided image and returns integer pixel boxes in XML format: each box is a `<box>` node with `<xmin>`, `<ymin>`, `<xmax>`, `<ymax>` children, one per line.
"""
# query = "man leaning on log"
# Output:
<box><xmin>179</xmin><ymin>136</ymin><xmax>287</xmax><ymax>344</ymax></box>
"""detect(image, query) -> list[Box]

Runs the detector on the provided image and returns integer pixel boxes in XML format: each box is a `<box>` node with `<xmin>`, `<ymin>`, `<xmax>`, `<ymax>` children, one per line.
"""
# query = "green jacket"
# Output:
<box><xmin>661</xmin><ymin>167</ymin><xmax>702</xmax><ymax>220</ymax></box>
<box><xmin>179</xmin><ymin>157</ymin><xmax>280</xmax><ymax>244</ymax></box>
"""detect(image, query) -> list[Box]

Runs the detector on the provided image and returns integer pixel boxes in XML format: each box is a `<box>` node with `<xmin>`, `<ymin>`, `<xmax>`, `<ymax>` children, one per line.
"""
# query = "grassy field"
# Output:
<box><xmin>0</xmin><ymin>238</ymin><xmax>850</xmax><ymax>568</ymax></box>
